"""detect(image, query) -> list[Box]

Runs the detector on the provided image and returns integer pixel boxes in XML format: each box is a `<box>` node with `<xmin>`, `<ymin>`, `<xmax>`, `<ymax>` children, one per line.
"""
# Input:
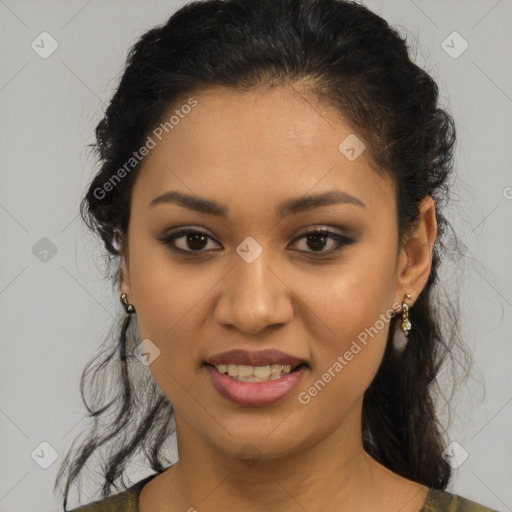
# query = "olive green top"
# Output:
<box><xmin>68</xmin><ymin>473</ymin><xmax>502</xmax><ymax>511</ymax></box>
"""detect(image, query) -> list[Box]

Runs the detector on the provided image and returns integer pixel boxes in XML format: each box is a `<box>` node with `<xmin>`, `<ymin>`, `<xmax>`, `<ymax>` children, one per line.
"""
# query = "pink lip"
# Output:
<box><xmin>205</xmin><ymin>348</ymin><xmax>306</xmax><ymax>367</ymax></box>
<box><xmin>205</xmin><ymin>364</ymin><xmax>308</xmax><ymax>407</ymax></box>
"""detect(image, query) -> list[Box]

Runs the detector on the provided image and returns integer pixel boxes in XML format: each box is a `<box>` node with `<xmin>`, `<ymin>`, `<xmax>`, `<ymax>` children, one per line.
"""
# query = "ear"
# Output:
<box><xmin>393</xmin><ymin>195</ymin><xmax>437</xmax><ymax>310</ymax></box>
<box><xmin>119</xmin><ymin>248</ymin><xmax>133</xmax><ymax>299</ymax></box>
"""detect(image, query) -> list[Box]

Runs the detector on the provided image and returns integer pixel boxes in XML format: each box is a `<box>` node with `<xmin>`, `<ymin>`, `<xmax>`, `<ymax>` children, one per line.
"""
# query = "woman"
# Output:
<box><xmin>56</xmin><ymin>0</ymin><xmax>501</xmax><ymax>510</ymax></box>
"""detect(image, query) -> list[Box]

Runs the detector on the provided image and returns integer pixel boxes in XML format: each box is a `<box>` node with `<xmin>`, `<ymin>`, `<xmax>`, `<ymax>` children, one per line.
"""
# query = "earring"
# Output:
<box><xmin>393</xmin><ymin>293</ymin><xmax>411</xmax><ymax>352</ymax></box>
<box><xmin>120</xmin><ymin>293</ymin><xmax>136</xmax><ymax>314</ymax></box>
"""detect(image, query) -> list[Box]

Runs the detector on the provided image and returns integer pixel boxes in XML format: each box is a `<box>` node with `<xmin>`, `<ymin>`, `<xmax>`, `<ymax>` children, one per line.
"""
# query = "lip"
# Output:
<box><xmin>204</xmin><ymin>348</ymin><xmax>307</xmax><ymax>367</ymax></box>
<box><xmin>205</xmin><ymin>363</ymin><xmax>308</xmax><ymax>407</ymax></box>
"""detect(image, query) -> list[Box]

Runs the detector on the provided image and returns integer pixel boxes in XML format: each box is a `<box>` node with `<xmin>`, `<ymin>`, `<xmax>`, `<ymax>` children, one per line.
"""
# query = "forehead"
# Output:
<box><xmin>132</xmin><ymin>85</ymin><xmax>395</xmax><ymax>217</ymax></box>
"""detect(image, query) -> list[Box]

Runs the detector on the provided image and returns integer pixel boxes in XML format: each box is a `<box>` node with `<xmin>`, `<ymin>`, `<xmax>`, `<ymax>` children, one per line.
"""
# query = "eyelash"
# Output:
<box><xmin>158</xmin><ymin>227</ymin><xmax>356</xmax><ymax>257</ymax></box>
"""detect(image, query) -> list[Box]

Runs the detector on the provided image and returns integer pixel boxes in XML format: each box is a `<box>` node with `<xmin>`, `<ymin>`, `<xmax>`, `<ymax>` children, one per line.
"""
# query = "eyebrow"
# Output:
<box><xmin>148</xmin><ymin>189</ymin><xmax>366</xmax><ymax>218</ymax></box>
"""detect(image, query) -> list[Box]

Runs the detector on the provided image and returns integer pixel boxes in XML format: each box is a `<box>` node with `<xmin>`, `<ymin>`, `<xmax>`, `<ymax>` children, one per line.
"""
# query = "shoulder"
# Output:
<box><xmin>67</xmin><ymin>488</ymin><xmax>136</xmax><ymax>512</ymax></box>
<box><xmin>422</xmin><ymin>488</ymin><xmax>503</xmax><ymax>512</ymax></box>
<box><xmin>67</xmin><ymin>493</ymin><xmax>133</xmax><ymax>512</ymax></box>
<box><xmin>67</xmin><ymin>474</ymin><xmax>157</xmax><ymax>512</ymax></box>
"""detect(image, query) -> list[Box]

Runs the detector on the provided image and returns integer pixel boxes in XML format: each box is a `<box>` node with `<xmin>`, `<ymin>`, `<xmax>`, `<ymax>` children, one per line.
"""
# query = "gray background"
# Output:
<box><xmin>0</xmin><ymin>1</ymin><xmax>511</xmax><ymax>511</ymax></box>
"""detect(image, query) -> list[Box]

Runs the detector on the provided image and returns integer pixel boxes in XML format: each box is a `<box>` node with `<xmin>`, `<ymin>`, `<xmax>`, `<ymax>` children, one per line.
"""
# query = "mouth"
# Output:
<box><xmin>203</xmin><ymin>361</ymin><xmax>309</xmax><ymax>407</ymax></box>
<box><xmin>203</xmin><ymin>362</ymin><xmax>308</xmax><ymax>383</ymax></box>
<box><xmin>203</xmin><ymin>349</ymin><xmax>309</xmax><ymax>405</ymax></box>
<box><xmin>204</xmin><ymin>348</ymin><xmax>308</xmax><ymax>378</ymax></box>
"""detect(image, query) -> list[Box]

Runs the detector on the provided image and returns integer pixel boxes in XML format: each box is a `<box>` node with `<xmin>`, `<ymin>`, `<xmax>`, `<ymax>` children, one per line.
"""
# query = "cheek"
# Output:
<box><xmin>300</xmin><ymin>244</ymin><xmax>396</xmax><ymax>398</ymax></box>
<box><xmin>129</xmin><ymin>256</ymin><xmax>213</xmax><ymax>405</ymax></box>
<box><xmin>296</xmin><ymin>292</ymin><xmax>392</xmax><ymax>419</ymax></box>
<box><xmin>128</xmin><ymin>235</ymin><xmax>214</xmax><ymax>340</ymax></box>
<box><xmin>308</xmin><ymin>290</ymin><xmax>391</xmax><ymax>386</ymax></box>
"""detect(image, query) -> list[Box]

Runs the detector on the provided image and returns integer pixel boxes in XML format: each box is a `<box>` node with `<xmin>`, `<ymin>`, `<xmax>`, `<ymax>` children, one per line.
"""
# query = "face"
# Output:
<box><xmin>120</xmin><ymin>85</ymin><xmax>435</xmax><ymax>465</ymax></box>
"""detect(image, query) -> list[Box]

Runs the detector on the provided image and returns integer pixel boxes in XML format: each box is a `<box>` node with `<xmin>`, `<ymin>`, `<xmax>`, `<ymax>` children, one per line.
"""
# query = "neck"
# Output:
<box><xmin>154</xmin><ymin>401</ymin><xmax>390</xmax><ymax>512</ymax></box>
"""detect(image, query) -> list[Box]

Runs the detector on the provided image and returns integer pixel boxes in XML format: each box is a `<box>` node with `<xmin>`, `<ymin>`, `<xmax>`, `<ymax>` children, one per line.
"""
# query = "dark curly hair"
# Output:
<box><xmin>55</xmin><ymin>0</ymin><xmax>472</xmax><ymax>509</ymax></box>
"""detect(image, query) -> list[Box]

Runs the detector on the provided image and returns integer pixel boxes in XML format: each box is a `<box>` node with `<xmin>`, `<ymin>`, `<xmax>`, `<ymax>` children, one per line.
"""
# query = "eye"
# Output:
<box><xmin>159</xmin><ymin>228</ymin><xmax>221</xmax><ymax>254</ymax></box>
<box><xmin>158</xmin><ymin>227</ymin><xmax>356</xmax><ymax>256</ymax></box>
<box><xmin>289</xmin><ymin>228</ymin><xmax>356</xmax><ymax>255</ymax></box>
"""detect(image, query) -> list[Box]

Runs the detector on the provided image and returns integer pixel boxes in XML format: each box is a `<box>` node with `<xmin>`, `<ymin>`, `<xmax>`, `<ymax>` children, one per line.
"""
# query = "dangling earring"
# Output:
<box><xmin>120</xmin><ymin>293</ymin><xmax>136</xmax><ymax>314</ymax></box>
<box><xmin>393</xmin><ymin>293</ymin><xmax>411</xmax><ymax>352</ymax></box>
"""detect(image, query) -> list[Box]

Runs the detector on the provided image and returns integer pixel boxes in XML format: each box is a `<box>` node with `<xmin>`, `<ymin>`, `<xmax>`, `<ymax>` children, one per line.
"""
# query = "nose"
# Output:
<box><xmin>214</xmin><ymin>250</ymin><xmax>294</xmax><ymax>335</ymax></box>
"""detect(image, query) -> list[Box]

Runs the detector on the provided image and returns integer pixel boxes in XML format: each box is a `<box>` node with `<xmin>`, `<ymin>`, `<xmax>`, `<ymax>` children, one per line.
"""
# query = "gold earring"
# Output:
<box><xmin>120</xmin><ymin>293</ymin><xmax>136</xmax><ymax>314</ymax></box>
<box><xmin>401</xmin><ymin>293</ymin><xmax>412</xmax><ymax>335</ymax></box>
<box><xmin>393</xmin><ymin>293</ymin><xmax>412</xmax><ymax>352</ymax></box>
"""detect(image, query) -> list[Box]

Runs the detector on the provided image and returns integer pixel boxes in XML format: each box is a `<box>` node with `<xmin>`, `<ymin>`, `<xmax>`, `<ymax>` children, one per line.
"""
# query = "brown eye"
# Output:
<box><xmin>160</xmin><ymin>229</ymin><xmax>221</xmax><ymax>253</ymax></box>
<box><xmin>290</xmin><ymin>229</ymin><xmax>356</xmax><ymax>255</ymax></box>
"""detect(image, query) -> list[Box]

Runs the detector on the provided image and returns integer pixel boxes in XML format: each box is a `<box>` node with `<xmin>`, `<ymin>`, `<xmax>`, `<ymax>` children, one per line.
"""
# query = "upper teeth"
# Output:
<box><xmin>215</xmin><ymin>363</ymin><xmax>293</xmax><ymax>378</ymax></box>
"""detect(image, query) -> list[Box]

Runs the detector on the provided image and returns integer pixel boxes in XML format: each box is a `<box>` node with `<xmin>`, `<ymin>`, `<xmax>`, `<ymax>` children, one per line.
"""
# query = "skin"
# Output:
<box><xmin>120</xmin><ymin>84</ymin><xmax>437</xmax><ymax>512</ymax></box>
